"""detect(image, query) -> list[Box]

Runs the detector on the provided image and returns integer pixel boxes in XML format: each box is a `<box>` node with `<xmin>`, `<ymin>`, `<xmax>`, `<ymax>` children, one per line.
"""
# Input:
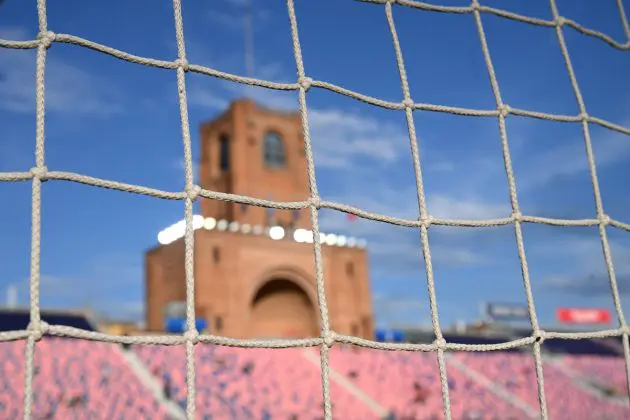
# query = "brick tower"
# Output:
<box><xmin>145</xmin><ymin>99</ymin><xmax>374</xmax><ymax>339</ymax></box>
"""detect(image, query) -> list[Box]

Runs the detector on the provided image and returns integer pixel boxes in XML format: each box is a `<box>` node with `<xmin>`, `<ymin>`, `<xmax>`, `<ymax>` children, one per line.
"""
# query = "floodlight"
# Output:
<box><xmin>293</xmin><ymin>228</ymin><xmax>306</xmax><ymax>243</ymax></box>
<box><xmin>217</xmin><ymin>219</ymin><xmax>228</xmax><ymax>231</ymax></box>
<box><xmin>318</xmin><ymin>233</ymin><xmax>326</xmax><ymax>244</ymax></box>
<box><xmin>336</xmin><ymin>235</ymin><xmax>347</xmax><ymax>247</ymax></box>
<box><xmin>164</xmin><ymin>221</ymin><xmax>184</xmax><ymax>241</ymax></box>
<box><xmin>325</xmin><ymin>234</ymin><xmax>337</xmax><ymax>246</ymax></box>
<box><xmin>157</xmin><ymin>230</ymin><xmax>169</xmax><ymax>245</ymax></box>
<box><xmin>241</xmin><ymin>224</ymin><xmax>252</xmax><ymax>234</ymax></box>
<box><xmin>192</xmin><ymin>215</ymin><xmax>204</xmax><ymax>230</ymax></box>
<box><xmin>269</xmin><ymin>226</ymin><xmax>285</xmax><ymax>241</ymax></box>
<box><xmin>204</xmin><ymin>217</ymin><xmax>216</xmax><ymax>230</ymax></box>
<box><xmin>229</xmin><ymin>221</ymin><xmax>240</xmax><ymax>232</ymax></box>
<box><xmin>304</xmin><ymin>230</ymin><xmax>314</xmax><ymax>244</ymax></box>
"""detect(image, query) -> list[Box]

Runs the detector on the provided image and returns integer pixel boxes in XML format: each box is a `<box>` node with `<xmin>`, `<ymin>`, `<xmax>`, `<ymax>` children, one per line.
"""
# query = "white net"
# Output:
<box><xmin>1</xmin><ymin>0</ymin><xmax>630</xmax><ymax>419</ymax></box>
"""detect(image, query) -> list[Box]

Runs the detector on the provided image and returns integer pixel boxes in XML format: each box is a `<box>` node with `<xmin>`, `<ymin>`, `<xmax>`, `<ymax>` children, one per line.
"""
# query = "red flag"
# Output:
<box><xmin>347</xmin><ymin>213</ymin><xmax>358</xmax><ymax>221</ymax></box>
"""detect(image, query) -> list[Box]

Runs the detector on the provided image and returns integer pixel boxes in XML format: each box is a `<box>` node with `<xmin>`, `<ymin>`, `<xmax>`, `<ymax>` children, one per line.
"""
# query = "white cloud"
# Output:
<box><xmin>222</xmin><ymin>0</ymin><xmax>250</xmax><ymax>6</ymax></box>
<box><xmin>206</xmin><ymin>9</ymin><xmax>270</xmax><ymax>29</ymax></box>
<box><xmin>431</xmin><ymin>245</ymin><xmax>490</xmax><ymax>266</ymax></box>
<box><xmin>428</xmin><ymin>161</ymin><xmax>455</xmax><ymax>173</ymax></box>
<box><xmin>428</xmin><ymin>194</ymin><xmax>510</xmax><ymax>219</ymax></box>
<box><xmin>518</xmin><ymin>125</ymin><xmax>630</xmax><ymax>191</ymax></box>
<box><xmin>372</xmin><ymin>295</ymin><xmax>429</xmax><ymax>327</ymax></box>
<box><xmin>537</xmin><ymin>235</ymin><xmax>630</xmax><ymax>295</ymax></box>
<box><xmin>187</xmin><ymin>88</ymin><xmax>230</xmax><ymax>110</ymax></box>
<box><xmin>309</xmin><ymin>108</ymin><xmax>405</xmax><ymax>169</ymax></box>
<box><xmin>171</xmin><ymin>157</ymin><xmax>199</xmax><ymax>183</ymax></box>
<box><xmin>0</xmin><ymin>27</ymin><xmax>122</xmax><ymax>116</ymax></box>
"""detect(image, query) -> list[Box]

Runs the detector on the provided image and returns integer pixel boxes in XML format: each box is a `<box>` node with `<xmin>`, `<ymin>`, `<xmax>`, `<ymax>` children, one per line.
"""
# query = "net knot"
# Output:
<box><xmin>555</xmin><ymin>16</ymin><xmax>566</xmax><ymax>27</ymax></box>
<box><xmin>298</xmin><ymin>77</ymin><xmax>313</xmax><ymax>91</ymax></box>
<box><xmin>499</xmin><ymin>104</ymin><xmax>511</xmax><ymax>118</ymax></box>
<box><xmin>511</xmin><ymin>211</ymin><xmax>523</xmax><ymax>222</ymax></box>
<box><xmin>579</xmin><ymin>112</ymin><xmax>589</xmax><ymax>121</ymax></box>
<box><xmin>38</xmin><ymin>31</ymin><xmax>56</xmax><ymax>49</ymax></box>
<box><xmin>323</xmin><ymin>334</ymin><xmax>335</xmax><ymax>348</ymax></box>
<box><xmin>186</xmin><ymin>185</ymin><xmax>201</xmax><ymax>201</ymax></box>
<box><xmin>28</xmin><ymin>321</ymin><xmax>48</xmax><ymax>341</ymax></box>
<box><xmin>402</xmin><ymin>98</ymin><xmax>414</xmax><ymax>109</ymax></box>
<box><xmin>420</xmin><ymin>216</ymin><xmax>432</xmax><ymax>229</ymax></box>
<box><xmin>434</xmin><ymin>338</ymin><xmax>447</xmax><ymax>350</ymax></box>
<box><xmin>599</xmin><ymin>214</ymin><xmax>611</xmax><ymax>226</ymax></box>
<box><xmin>30</xmin><ymin>166</ymin><xmax>48</xmax><ymax>180</ymax></box>
<box><xmin>308</xmin><ymin>197</ymin><xmax>321</xmax><ymax>209</ymax></box>
<box><xmin>176</xmin><ymin>58</ymin><xmax>190</xmax><ymax>72</ymax></box>
<box><xmin>470</xmin><ymin>0</ymin><xmax>481</xmax><ymax>11</ymax></box>
<box><xmin>184</xmin><ymin>329</ymin><xmax>199</xmax><ymax>343</ymax></box>
<box><xmin>621</xmin><ymin>325</ymin><xmax>630</xmax><ymax>335</ymax></box>
<box><xmin>534</xmin><ymin>329</ymin><xmax>546</xmax><ymax>343</ymax></box>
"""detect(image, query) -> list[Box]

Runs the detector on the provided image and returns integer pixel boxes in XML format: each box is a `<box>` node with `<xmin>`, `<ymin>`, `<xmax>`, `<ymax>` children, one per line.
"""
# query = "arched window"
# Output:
<box><xmin>219</xmin><ymin>134</ymin><xmax>230</xmax><ymax>172</ymax></box>
<box><xmin>263</xmin><ymin>131</ymin><xmax>285</xmax><ymax>168</ymax></box>
<box><xmin>346</xmin><ymin>262</ymin><xmax>354</xmax><ymax>278</ymax></box>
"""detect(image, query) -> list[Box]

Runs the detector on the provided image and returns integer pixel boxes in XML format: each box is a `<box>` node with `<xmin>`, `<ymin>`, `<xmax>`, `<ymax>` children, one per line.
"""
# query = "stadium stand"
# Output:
<box><xmin>0</xmin><ymin>338</ymin><xmax>170</xmax><ymax>419</ymax></box>
<box><xmin>454</xmin><ymin>352</ymin><xmax>630</xmax><ymax>420</ymax></box>
<box><xmin>1</xmin><ymin>332</ymin><xmax>629</xmax><ymax>419</ymax></box>
<box><xmin>328</xmin><ymin>347</ymin><xmax>530</xmax><ymax>419</ymax></box>
<box><xmin>134</xmin><ymin>344</ymin><xmax>376</xmax><ymax>420</ymax></box>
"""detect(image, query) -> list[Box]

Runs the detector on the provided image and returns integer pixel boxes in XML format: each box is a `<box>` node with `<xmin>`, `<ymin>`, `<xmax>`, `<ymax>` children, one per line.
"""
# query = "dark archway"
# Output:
<box><xmin>250</xmin><ymin>279</ymin><xmax>317</xmax><ymax>338</ymax></box>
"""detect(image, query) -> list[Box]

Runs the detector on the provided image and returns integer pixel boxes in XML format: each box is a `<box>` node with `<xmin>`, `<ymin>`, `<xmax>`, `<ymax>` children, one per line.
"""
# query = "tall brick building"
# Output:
<box><xmin>145</xmin><ymin>99</ymin><xmax>374</xmax><ymax>339</ymax></box>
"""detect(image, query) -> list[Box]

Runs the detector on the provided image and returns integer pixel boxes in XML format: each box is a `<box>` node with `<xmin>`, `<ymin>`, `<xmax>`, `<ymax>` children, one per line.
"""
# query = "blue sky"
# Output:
<box><xmin>0</xmin><ymin>0</ymin><xmax>629</xmax><ymax>333</ymax></box>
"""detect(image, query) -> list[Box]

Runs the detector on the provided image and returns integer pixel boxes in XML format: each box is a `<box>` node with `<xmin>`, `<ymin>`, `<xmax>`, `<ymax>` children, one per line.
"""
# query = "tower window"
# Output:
<box><xmin>263</xmin><ymin>131</ymin><xmax>285</xmax><ymax>168</ymax></box>
<box><xmin>346</xmin><ymin>262</ymin><xmax>354</xmax><ymax>278</ymax></box>
<box><xmin>216</xmin><ymin>316</ymin><xmax>223</xmax><ymax>332</ymax></box>
<box><xmin>219</xmin><ymin>134</ymin><xmax>230</xmax><ymax>172</ymax></box>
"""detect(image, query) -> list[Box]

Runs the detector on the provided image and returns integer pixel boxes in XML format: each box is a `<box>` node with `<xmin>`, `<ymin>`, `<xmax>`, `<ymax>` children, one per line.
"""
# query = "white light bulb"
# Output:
<box><xmin>173</xmin><ymin>220</ymin><xmax>186</xmax><ymax>238</ymax></box>
<box><xmin>347</xmin><ymin>237</ymin><xmax>357</xmax><ymax>248</ymax></box>
<box><xmin>304</xmin><ymin>230</ymin><xmax>314</xmax><ymax>244</ymax></box>
<box><xmin>162</xmin><ymin>227</ymin><xmax>177</xmax><ymax>244</ymax></box>
<box><xmin>229</xmin><ymin>221</ymin><xmax>240</xmax><ymax>232</ymax></box>
<box><xmin>252</xmin><ymin>225</ymin><xmax>263</xmax><ymax>235</ymax></box>
<box><xmin>157</xmin><ymin>230</ymin><xmax>169</xmax><ymax>245</ymax></box>
<box><xmin>293</xmin><ymin>228</ymin><xmax>305</xmax><ymax>243</ymax></box>
<box><xmin>192</xmin><ymin>215</ymin><xmax>204</xmax><ymax>230</ymax></box>
<box><xmin>204</xmin><ymin>217</ymin><xmax>216</xmax><ymax>230</ymax></box>
<box><xmin>319</xmin><ymin>233</ymin><xmax>326</xmax><ymax>244</ymax></box>
<box><xmin>269</xmin><ymin>226</ymin><xmax>285</xmax><ymax>241</ymax></box>
<box><xmin>217</xmin><ymin>220</ymin><xmax>228</xmax><ymax>231</ymax></box>
<box><xmin>325</xmin><ymin>234</ymin><xmax>337</xmax><ymax>246</ymax></box>
<box><xmin>241</xmin><ymin>224</ymin><xmax>251</xmax><ymax>234</ymax></box>
<box><xmin>337</xmin><ymin>235</ymin><xmax>347</xmax><ymax>247</ymax></box>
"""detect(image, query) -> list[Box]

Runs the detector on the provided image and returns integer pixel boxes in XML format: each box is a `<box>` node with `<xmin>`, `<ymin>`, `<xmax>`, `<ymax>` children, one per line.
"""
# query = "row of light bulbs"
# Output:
<box><xmin>157</xmin><ymin>215</ymin><xmax>367</xmax><ymax>249</ymax></box>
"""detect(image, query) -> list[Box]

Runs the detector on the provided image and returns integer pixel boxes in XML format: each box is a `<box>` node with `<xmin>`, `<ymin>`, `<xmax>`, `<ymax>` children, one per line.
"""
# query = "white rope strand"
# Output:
<box><xmin>286</xmin><ymin>1</ymin><xmax>334</xmax><ymax>418</ymax></box>
<box><xmin>549</xmin><ymin>0</ymin><xmax>630</xmax><ymax>408</ymax></box>
<box><xmin>23</xmin><ymin>0</ymin><xmax>50</xmax><ymax>418</ymax></box>
<box><xmin>384</xmin><ymin>2</ymin><xmax>452</xmax><ymax>418</ymax></box>
<box><xmin>0</xmin><ymin>1</ymin><xmax>627</xmax><ymax>419</ymax></box>
<box><xmin>471</xmin><ymin>0</ymin><xmax>550</xmax><ymax>416</ymax></box>
<box><xmin>171</xmin><ymin>1</ymin><xmax>198</xmax><ymax>418</ymax></box>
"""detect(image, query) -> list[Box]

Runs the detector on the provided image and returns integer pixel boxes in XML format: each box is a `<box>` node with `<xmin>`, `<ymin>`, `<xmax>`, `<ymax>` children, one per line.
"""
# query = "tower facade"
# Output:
<box><xmin>199</xmin><ymin>99</ymin><xmax>310</xmax><ymax>229</ymax></box>
<box><xmin>145</xmin><ymin>99</ymin><xmax>374</xmax><ymax>340</ymax></box>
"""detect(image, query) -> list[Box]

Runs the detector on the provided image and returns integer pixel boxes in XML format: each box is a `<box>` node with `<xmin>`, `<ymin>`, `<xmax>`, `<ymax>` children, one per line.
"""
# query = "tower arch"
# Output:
<box><xmin>248</xmin><ymin>268</ymin><xmax>319</xmax><ymax>338</ymax></box>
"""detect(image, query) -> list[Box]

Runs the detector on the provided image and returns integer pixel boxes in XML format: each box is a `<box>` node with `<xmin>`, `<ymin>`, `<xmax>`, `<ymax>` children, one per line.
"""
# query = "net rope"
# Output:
<box><xmin>1</xmin><ymin>0</ymin><xmax>630</xmax><ymax>419</ymax></box>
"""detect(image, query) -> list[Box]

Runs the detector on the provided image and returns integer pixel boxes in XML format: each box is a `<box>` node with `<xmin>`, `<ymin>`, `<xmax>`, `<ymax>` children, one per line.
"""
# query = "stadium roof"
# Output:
<box><xmin>0</xmin><ymin>307</ymin><xmax>95</xmax><ymax>332</ymax></box>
